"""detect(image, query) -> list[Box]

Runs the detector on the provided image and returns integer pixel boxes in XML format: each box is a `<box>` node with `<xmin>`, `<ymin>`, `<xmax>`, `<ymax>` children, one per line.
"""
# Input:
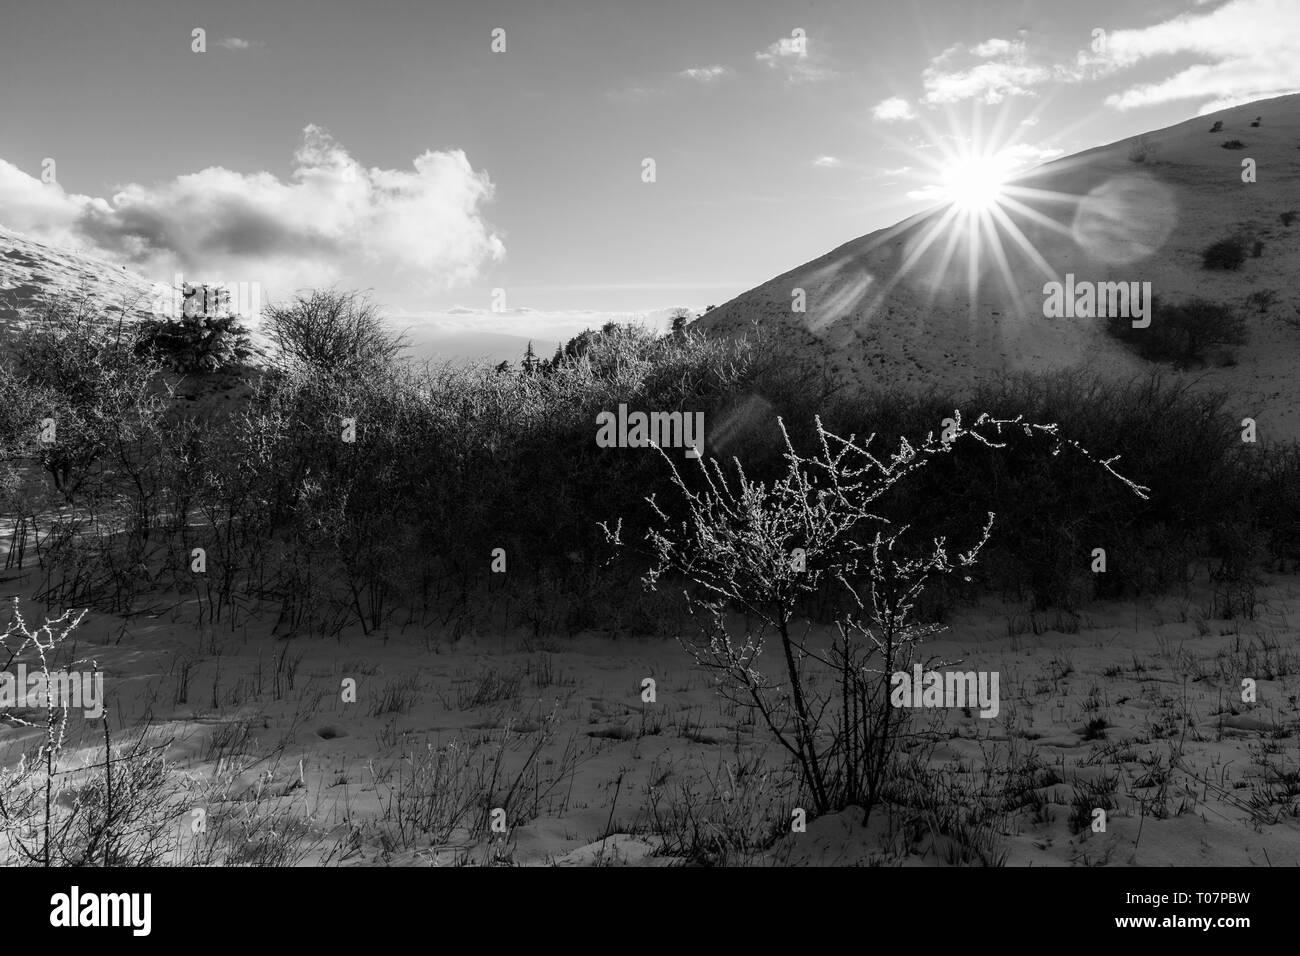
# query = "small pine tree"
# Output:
<box><xmin>520</xmin><ymin>340</ymin><xmax>537</xmax><ymax>375</ymax></box>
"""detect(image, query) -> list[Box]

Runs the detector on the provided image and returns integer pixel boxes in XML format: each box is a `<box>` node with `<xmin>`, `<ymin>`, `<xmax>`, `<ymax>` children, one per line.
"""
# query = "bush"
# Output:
<box><xmin>1127</xmin><ymin>136</ymin><xmax>1157</xmax><ymax>164</ymax></box>
<box><xmin>1246</xmin><ymin>289</ymin><xmax>1277</xmax><ymax>313</ymax></box>
<box><xmin>1203</xmin><ymin>236</ymin><xmax>1247</xmax><ymax>270</ymax></box>
<box><xmin>1282</xmin><ymin>211</ymin><xmax>1298</xmax><ymax>227</ymax></box>
<box><xmin>1209</xmin><ymin>121</ymin><xmax>1223</xmax><ymax>133</ymax></box>
<box><xmin>1</xmin><ymin>292</ymin><xmax>164</xmax><ymax>498</ymax></box>
<box><xmin>4</xmin><ymin>285</ymin><xmax>1293</xmax><ymax>652</ymax></box>
<box><xmin>792</xmin><ymin>370</ymin><xmax>1266</xmax><ymax>611</ymax></box>
<box><xmin>0</xmin><ymin>601</ymin><xmax>179</xmax><ymax>866</ymax></box>
<box><xmin>1107</xmin><ymin>295</ymin><xmax>1247</xmax><ymax>366</ymax></box>
<box><xmin>135</xmin><ymin>313</ymin><xmax>252</xmax><ymax>373</ymax></box>
<box><xmin>611</xmin><ymin>412</ymin><xmax>1146</xmax><ymax>822</ymax></box>
<box><xmin>264</xmin><ymin>289</ymin><xmax>407</xmax><ymax>377</ymax></box>
<box><xmin>1221</xmin><ymin>140</ymin><xmax>1246</xmax><ymax>150</ymax></box>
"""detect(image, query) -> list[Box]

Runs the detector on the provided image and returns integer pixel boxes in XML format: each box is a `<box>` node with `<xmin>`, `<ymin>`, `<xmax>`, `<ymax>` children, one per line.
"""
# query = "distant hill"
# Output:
<box><xmin>0</xmin><ymin>227</ymin><xmax>583</xmax><ymax>372</ymax></box>
<box><xmin>0</xmin><ymin>224</ymin><xmax>273</xmax><ymax>361</ymax></box>
<box><xmin>697</xmin><ymin>93</ymin><xmax>1300</xmax><ymax>441</ymax></box>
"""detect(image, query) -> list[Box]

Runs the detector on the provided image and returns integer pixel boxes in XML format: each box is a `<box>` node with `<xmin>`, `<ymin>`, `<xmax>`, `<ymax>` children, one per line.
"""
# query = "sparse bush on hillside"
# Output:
<box><xmin>1202</xmin><ymin>236</ymin><xmax>1247</xmax><ymax>270</ymax></box>
<box><xmin>1209</xmin><ymin>121</ymin><xmax>1223</xmax><ymax>133</ymax></box>
<box><xmin>1106</xmin><ymin>295</ymin><xmax>1247</xmax><ymax>366</ymax></box>
<box><xmin>1127</xmin><ymin>136</ymin><xmax>1157</xmax><ymax>164</ymax></box>
<box><xmin>1246</xmin><ymin>289</ymin><xmax>1277</xmax><ymax>314</ymax></box>
<box><xmin>1251</xmin><ymin>117</ymin><xmax>1262</xmax><ymax>127</ymax></box>
<box><xmin>1221</xmin><ymin>140</ymin><xmax>1246</xmax><ymax>150</ymax></box>
<box><xmin>1282</xmin><ymin>211</ymin><xmax>1298</xmax><ymax>227</ymax></box>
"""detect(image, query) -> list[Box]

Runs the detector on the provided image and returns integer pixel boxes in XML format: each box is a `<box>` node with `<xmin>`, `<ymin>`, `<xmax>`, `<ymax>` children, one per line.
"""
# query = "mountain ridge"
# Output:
<box><xmin>697</xmin><ymin>93</ymin><xmax>1300</xmax><ymax>440</ymax></box>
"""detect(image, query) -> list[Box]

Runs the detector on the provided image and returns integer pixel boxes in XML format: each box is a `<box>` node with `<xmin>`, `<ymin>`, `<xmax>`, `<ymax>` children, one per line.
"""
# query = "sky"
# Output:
<box><xmin>1</xmin><ymin>0</ymin><xmax>1296</xmax><ymax>340</ymax></box>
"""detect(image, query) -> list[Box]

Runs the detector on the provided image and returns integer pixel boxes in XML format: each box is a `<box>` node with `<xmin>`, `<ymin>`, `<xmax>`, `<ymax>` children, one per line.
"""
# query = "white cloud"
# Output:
<box><xmin>0</xmin><ymin>125</ymin><xmax>504</xmax><ymax>297</ymax></box>
<box><xmin>922</xmin><ymin>37</ymin><xmax>1053</xmax><ymax>104</ymax></box>
<box><xmin>871</xmin><ymin>96</ymin><xmax>916</xmax><ymax>122</ymax></box>
<box><xmin>755</xmin><ymin>33</ymin><xmax>836</xmax><ymax>84</ymax></box>
<box><xmin>889</xmin><ymin>3</ymin><xmax>1296</xmax><ymax>117</ymax></box>
<box><xmin>678</xmin><ymin>65</ymin><xmax>729</xmax><ymax>82</ymax></box>
<box><xmin>970</xmin><ymin>38</ymin><xmax>1017</xmax><ymax>58</ymax></box>
<box><xmin>905</xmin><ymin>185</ymin><xmax>945</xmax><ymax>202</ymax></box>
<box><xmin>1090</xmin><ymin>0</ymin><xmax>1300</xmax><ymax>111</ymax></box>
<box><xmin>998</xmin><ymin>142</ymin><xmax>1065</xmax><ymax>167</ymax></box>
<box><xmin>218</xmin><ymin>37</ymin><xmax>259</xmax><ymax>51</ymax></box>
<box><xmin>813</xmin><ymin>155</ymin><xmax>842</xmax><ymax>168</ymax></box>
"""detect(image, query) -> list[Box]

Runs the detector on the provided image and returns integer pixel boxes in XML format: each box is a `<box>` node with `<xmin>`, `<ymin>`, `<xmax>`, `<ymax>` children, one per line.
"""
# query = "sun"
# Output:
<box><xmin>939</xmin><ymin>154</ymin><xmax>1012</xmax><ymax>211</ymax></box>
<box><xmin>847</xmin><ymin>101</ymin><xmax>1085</xmax><ymax>319</ymax></box>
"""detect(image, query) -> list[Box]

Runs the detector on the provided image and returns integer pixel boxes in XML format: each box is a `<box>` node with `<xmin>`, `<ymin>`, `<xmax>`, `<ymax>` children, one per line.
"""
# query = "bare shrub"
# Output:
<box><xmin>0</xmin><ymin>600</ymin><xmax>180</xmax><ymax>865</ymax></box>
<box><xmin>608</xmin><ymin>413</ymin><xmax>1147</xmax><ymax>824</ymax></box>
<box><xmin>264</xmin><ymin>289</ymin><xmax>407</xmax><ymax>377</ymax></box>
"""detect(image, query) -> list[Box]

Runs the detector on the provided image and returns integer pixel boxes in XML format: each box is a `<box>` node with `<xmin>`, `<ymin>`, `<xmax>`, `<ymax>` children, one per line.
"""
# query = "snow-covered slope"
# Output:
<box><xmin>0</xmin><ymin>224</ymin><xmax>272</xmax><ymax>361</ymax></box>
<box><xmin>697</xmin><ymin>94</ymin><xmax>1300</xmax><ymax>440</ymax></box>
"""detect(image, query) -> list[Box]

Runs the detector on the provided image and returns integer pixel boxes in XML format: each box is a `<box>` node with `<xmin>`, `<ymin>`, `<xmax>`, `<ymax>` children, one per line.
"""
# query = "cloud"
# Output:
<box><xmin>998</xmin><ymin>142</ymin><xmax>1065</xmax><ymax>167</ymax></box>
<box><xmin>969</xmin><ymin>38</ymin><xmax>1018</xmax><ymax>58</ymax></box>
<box><xmin>922</xmin><ymin>36</ymin><xmax>1054</xmax><ymax>104</ymax></box>
<box><xmin>0</xmin><ymin>125</ymin><xmax>504</xmax><ymax>296</ymax></box>
<box><xmin>871</xmin><ymin>96</ymin><xmax>916</xmax><ymax>122</ymax></box>
<box><xmin>812</xmin><ymin>155</ymin><xmax>842</xmax><ymax>168</ymax></box>
<box><xmin>873</xmin><ymin>3</ymin><xmax>1295</xmax><ymax>118</ymax></box>
<box><xmin>755</xmin><ymin>32</ymin><xmax>836</xmax><ymax>84</ymax></box>
<box><xmin>1087</xmin><ymin>0</ymin><xmax>1300</xmax><ymax>111</ymax></box>
<box><xmin>218</xmin><ymin>37</ymin><xmax>260</xmax><ymax>51</ymax></box>
<box><xmin>678</xmin><ymin>65</ymin><xmax>729</xmax><ymax>82</ymax></box>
